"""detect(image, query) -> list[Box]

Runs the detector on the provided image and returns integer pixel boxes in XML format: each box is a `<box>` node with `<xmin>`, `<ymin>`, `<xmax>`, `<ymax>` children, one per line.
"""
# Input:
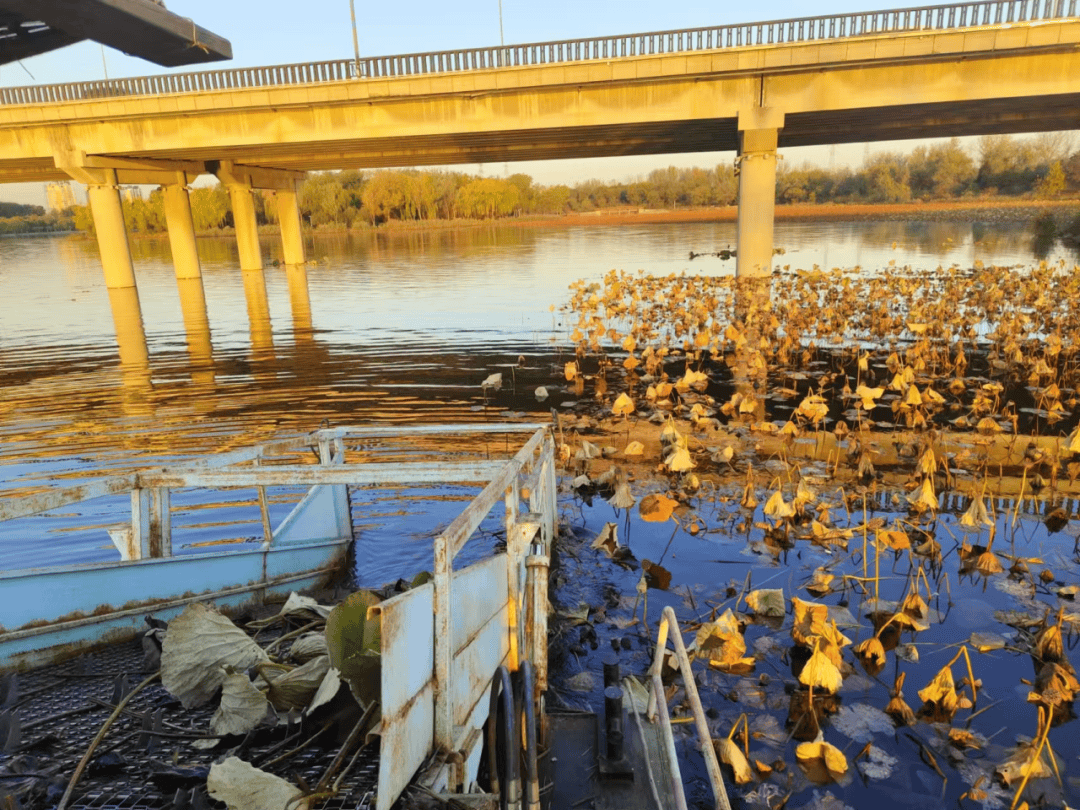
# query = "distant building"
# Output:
<box><xmin>120</xmin><ymin>186</ymin><xmax>143</xmax><ymax>204</ymax></box>
<box><xmin>45</xmin><ymin>181</ymin><xmax>77</xmax><ymax>212</ymax></box>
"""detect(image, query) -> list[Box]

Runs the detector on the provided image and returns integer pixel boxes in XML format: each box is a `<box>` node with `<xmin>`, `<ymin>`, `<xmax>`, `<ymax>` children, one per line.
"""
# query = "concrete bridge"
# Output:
<box><xmin>1</xmin><ymin>0</ymin><xmax>1079</xmax><ymax>284</ymax></box>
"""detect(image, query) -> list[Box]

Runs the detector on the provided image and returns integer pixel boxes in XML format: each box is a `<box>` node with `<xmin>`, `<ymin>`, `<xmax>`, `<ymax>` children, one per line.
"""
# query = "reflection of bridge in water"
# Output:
<box><xmin>0</xmin><ymin>0</ymin><xmax>1078</xmax><ymax>366</ymax></box>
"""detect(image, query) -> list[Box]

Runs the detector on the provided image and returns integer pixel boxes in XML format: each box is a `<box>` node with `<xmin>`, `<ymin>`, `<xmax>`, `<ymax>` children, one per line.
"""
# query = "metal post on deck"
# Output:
<box><xmin>433</xmin><ymin>535</ymin><xmax>454</xmax><ymax>750</ymax></box>
<box><xmin>132</xmin><ymin>486</ymin><xmax>172</xmax><ymax>558</ymax></box>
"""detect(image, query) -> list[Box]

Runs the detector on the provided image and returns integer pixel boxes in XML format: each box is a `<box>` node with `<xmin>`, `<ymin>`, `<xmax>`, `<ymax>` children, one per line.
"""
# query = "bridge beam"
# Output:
<box><xmin>736</xmin><ymin>109</ymin><xmax>784</xmax><ymax>279</ymax></box>
<box><xmin>162</xmin><ymin>175</ymin><xmax>202</xmax><ymax>280</ymax></box>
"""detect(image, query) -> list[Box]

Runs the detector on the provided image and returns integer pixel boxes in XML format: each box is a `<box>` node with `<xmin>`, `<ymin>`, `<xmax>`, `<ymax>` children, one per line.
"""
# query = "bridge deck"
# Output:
<box><xmin>0</xmin><ymin>0</ymin><xmax>1075</xmax><ymax>107</ymax></box>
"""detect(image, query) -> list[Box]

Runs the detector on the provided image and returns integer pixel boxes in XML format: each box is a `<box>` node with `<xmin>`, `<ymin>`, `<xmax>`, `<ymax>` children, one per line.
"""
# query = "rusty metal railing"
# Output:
<box><xmin>1</xmin><ymin>0</ymin><xmax>1076</xmax><ymax>106</ymax></box>
<box><xmin>647</xmin><ymin>606</ymin><xmax>732</xmax><ymax>810</ymax></box>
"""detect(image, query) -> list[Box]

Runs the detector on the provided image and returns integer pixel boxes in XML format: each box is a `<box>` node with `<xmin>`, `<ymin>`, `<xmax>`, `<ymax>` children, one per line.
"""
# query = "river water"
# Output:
<box><xmin>1</xmin><ymin>218</ymin><xmax>1069</xmax><ymax>500</ymax></box>
<box><xmin>0</xmin><ymin>219</ymin><xmax>1073</xmax><ymax>569</ymax></box>
<box><xmin>3</xmin><ymin>218</ymin><xmax>1080</xmax><ymax>808</ymax></box>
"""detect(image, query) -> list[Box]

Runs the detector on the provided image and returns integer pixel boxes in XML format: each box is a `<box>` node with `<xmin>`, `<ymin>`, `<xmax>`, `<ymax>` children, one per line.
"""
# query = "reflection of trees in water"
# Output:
<box><xmin>837</xmin><ymin>220</ymin><xmax>1031</xmax><ymax>259</ymax></box>
<box><xmin>309</xmin><ymin>225</ymin><xmax>540</xmax><ymax>266</ymax></box>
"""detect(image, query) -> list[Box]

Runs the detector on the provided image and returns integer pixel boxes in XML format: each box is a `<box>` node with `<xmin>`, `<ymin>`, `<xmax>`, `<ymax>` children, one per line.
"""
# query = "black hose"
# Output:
<box><xmin>517</xmin><ymin>660</ymin><xmax>540</xmax><ymax>810</ymax></box>
<box><xmin>485</xmin><ymin>666</ymin><xmax>518</xmax><ymax>810</ymax></box>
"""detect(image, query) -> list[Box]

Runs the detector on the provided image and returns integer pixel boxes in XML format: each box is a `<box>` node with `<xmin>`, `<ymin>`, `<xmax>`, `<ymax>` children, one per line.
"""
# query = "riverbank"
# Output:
<box><xmin>55</xmin><ymin>197</ymin><xmax>1080</xmax><ymax>241</ymax></box>
<box><xmin>537</xmin><ymin>198</ymin><xmax>1080</xmax><ymax>227</ymax></box>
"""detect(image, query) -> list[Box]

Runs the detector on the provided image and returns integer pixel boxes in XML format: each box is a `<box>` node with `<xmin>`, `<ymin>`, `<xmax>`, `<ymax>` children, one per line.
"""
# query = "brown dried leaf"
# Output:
<box><xmin>639</xmin><ymin>493</ymin><xmax>678</xmax><ymax>523</ymax></box>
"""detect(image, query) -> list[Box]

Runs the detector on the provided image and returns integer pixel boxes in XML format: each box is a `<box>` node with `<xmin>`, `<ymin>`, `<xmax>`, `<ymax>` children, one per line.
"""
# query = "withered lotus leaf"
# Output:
<box><xmin>764</xmin><ymin>489</ymin><xmax>796</xmax><ymax>520</ymax></box>
<box><xmin>612</xmin><ymin>393</ymin><xmax>635</xmax><ymax>416</ymax></box>
<box><xmin>1027</xmin><ymin>661</ymin><xmax>1080</xmax><ymax>710</ymax></box>
<box><xmin>853</xmin><ymin>637</ymin><xmax>886</xmax><ymax>673</ymax></box>
<box><xmin>917</xmin><ymin>664</ymin><xmax>959</xmax><ymax>722</ymax></box>
<box><xmin>795</xmin><ymin>739</ymin><xmax>849</xmax><ymax>783</ymax></box>
<box><xmin>996</xmin><ymin>740</ymin><xmax>1053</xmax><ymax>786</ymax></box>
<box><xmin>714</xmin><ymin>737</ymin><xmax>754</xmax><ymax>785</ymax></box>
<box><xmin>799</xmin><ymin>646</ymin><xmax>843</xmax><ymax>693</ymax></box>
<box><xmin>745</xmin><ymin>588</ymin><xmax>785</xmax><ymax>618</ymax></box>
<box><xmin>639</xmin><ymin>493</ymin><xmax>678</xmax><ymax>523</ymax></box>
<box><xmin>791</xmin><ymin>597</ymin><xmax>830</xmax><ymax>646</ymax></box>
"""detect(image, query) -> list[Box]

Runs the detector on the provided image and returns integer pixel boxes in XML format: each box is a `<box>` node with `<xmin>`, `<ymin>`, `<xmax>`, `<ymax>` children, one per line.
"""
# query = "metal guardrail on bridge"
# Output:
<box><xmin>1</xmin><ymin>0</ymin><xmax>1077</xmax><ymax>106</ymax></box>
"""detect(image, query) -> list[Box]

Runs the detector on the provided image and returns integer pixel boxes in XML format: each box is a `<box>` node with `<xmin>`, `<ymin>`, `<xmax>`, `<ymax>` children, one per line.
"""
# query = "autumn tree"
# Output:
<box><xmin>909</xmin><ymin>139</ymin><xmax>975</xmax><ymax>199</ymax></box>
<box><xmin>190</xmin><ymin>185</ymin><xmax>229</xmax><ymax>231</ymax></box>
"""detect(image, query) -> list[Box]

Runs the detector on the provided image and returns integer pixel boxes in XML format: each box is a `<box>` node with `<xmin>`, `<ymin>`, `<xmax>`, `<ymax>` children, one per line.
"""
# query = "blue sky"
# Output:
<box><xmin>0</xmin><ymin>0</ymin><xmax>1054</xmax><ymax>204</ymax></box>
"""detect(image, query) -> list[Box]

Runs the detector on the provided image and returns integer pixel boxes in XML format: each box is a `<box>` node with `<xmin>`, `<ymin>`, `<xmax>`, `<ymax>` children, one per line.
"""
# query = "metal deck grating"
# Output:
<box><xmin>0</xmin><ymin>638</ymin><xmax>379</xmax><ymax>809</ymax></box>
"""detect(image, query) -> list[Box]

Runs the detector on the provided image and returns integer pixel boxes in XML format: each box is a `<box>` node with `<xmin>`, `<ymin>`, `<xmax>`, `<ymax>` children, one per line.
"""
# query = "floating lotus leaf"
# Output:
<box><xmin>591</xmin><ymin>523</ymin><xmax>619</xmax><ymax>556</ymax></box>
<box><xmin>639</xmin><ymin>493</ymin><xmax>678</xmax><ymax>523</ymax></box>
<box><xmin>745</xmin><ymin>588</ymin><xmax>785</xmax><ymax>618</ymax></box>
<box><xmin>832</xmin><ymin>703</ymin><xmax>894</xmax><ymax>743</ymax></box>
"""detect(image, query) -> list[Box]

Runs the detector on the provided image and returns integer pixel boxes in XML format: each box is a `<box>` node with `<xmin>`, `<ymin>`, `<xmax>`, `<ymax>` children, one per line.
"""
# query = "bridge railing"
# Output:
<box><xmin>1</xmin><ymin>0</ymin><xmax>1076</xmax><ymax>106</ymax></box>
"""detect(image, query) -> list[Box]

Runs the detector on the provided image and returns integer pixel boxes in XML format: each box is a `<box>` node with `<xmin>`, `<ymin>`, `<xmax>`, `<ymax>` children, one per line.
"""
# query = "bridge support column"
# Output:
<box><xmin>736</xmin><ymin>109</ymin><xmax>784</xmax><ymax>278</ymax></box>
<box><xmin>215</xmin><ymin>162</ymin><xmax>306</xmax><ymax>272</ymax></box>
<box><xmin>227</xmin><ymin>181</ymin><xmax>263</xmax><ymax>271</ymax></box>
<box><xmin>162</xmin><ymin>179</ymin><xmax>202</xmax><ymax>279</ymax></box>
<box><xmin>277</xmin><ymin>186</ymin><xmax>306</xmax><ymax>266</ymax></box>
<box><xmin>86</xmin><ymin>173</ymin><xmax>138</xmax><ymax>289</ymax></box>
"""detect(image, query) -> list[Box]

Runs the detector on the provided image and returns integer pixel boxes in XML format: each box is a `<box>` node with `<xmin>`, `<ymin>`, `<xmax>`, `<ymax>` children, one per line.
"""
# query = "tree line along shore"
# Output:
<box><xmin>4</xmin><ymin>134</ymin><xmax>1080</xmax><ymax>239</ymax></box>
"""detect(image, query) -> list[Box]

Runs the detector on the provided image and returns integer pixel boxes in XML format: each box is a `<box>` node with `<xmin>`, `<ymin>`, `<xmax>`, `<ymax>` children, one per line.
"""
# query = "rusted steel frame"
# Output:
<box><xmin>649</xmin><ymin>665</ymin><xmax>689</xmax><ymax>810</ymax></box>
<box><xmin>0</xmin><ymin>565</ymin><xmax>335</xmax><ymax>643</ymax></box>
<box><xmin>131</xmin><ymin>486</ymin><xmax>172</xmax><ymax>558</ymax></box>
<box><xmin>524</xmin><ymin>553</ymin><xmax>549</xmax><ymax>697</ymax></box>
<box><xmin>137</xmin><ymin>461</ymin><xmax>507</xmax><ymax>489</ymax></box>
<box><xmin>442</xmin><ymin>429</ymin><xmax>545</xmax><ymax>559</ymax></box>
<box><xmin>433</xmin><ymin>535</ymin><xmax>453</xmax><ymax>750</ymax></box>
<box><xmin>255</xmin><ymin>458</ymin><xmax>274</xmax><ymax>547</ymax></box>
<box><xmin>0</xmin><ymin>474</ymin><xmax>135</xmax><ymax>522</ymax></box>
<box><xmin>430</xmin><ymin>427</ymin><xmax>546</xmax><ymax>752</ymax></box>
<box><xmin>504</xmin><ymin>482</ymin><xmax>522</xmax><ymax>673</ymax></box>
<box><xmin>647</xmin><ymin>607</ymin><xmax>731</xmax><ymax>810</ymax></box>
<box><xmin>315</xmin><ymin>422</ymin><xmax>547</xmax><ymax>441</ymax></box>
<box><xmin>505</xmin><ymin>520</ymin><xmax>539</xmax><ymax>675</ymax></box>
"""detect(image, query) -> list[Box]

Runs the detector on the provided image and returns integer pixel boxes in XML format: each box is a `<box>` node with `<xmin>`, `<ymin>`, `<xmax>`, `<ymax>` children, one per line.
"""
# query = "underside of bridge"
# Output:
<box><xmin>0</xmin><ymin>0</ymin><xmax>231</xmax><ymax>66</ymax></box>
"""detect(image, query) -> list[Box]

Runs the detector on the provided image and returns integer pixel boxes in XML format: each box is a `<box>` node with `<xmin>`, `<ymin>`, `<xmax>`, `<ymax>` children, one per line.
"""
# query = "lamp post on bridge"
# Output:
<box><xmin>350</xmin><ymin>0</ymin><xmax>361</xmax><ymax>77</ymax></box>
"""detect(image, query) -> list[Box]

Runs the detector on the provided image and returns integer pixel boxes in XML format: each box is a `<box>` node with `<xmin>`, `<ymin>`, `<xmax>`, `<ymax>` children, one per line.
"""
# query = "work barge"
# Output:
<box><xmin>0</xmin><ymin>423</ymin><xmax>731</xmax><ymax>810</ymax></box>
